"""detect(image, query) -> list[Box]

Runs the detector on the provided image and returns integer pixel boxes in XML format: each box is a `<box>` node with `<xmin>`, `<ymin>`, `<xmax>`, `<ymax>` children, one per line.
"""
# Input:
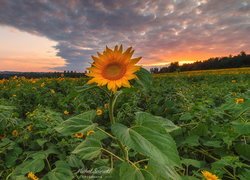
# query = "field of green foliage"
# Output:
<box><xmin>0</xmin><ymin>68</ymin><xmax>249</xmax><ymax>180</ymax></box>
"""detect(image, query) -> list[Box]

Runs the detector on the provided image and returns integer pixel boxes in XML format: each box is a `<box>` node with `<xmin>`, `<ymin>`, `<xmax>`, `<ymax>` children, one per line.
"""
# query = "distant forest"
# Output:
<box><xmin>150</xmin><ymin>51</ymin><xmax>250</xmax><ymax>73</ymax></box>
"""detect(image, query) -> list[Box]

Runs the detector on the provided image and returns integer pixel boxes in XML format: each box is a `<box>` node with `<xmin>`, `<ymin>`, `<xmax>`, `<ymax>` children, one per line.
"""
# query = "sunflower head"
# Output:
<box><xmin>202</xmin><ymin>170</ymin><xmax>219</xmax><ymax>180</ymax></box>
<box><xmin>27</xmin><ymin>125</ymin><xmax>33</xmax><ymax>132</ymax></box>
<box><xmin>64</xmin><ymin>110</ymin><xmax>69</xmax><ymax>115</ymax></box>
<box><xmin>27</xmin><ymin>172</ymin><xmax>39</xmax><ymax>180</ymax></box>
<box><xmin>96</xmin><ymin>108</ymin><xmax>103</xmax><ymax>116</ymax></box>
<box><xmin>87</xmin><ymin>45</ymin><xmax>141</xmax><ymax>92</ymax></box>
<box><xmin>87</xmin><ymin>130</ymin><xmax>95</xmax><ymax>136</ymax></box>
<box><xmin>74</xmin><ymin>132</ymin><xmax>85</xmax><ymax>139</ymax></box>
<box><xmin>235</xmin><ymin>98</ymin><xmax>244</xmax><ymax>104</ymax></box>
<box><xmin>12</xmin><ymin>130</ymin><xmax>19</xmax><ymax>137</ymax></box>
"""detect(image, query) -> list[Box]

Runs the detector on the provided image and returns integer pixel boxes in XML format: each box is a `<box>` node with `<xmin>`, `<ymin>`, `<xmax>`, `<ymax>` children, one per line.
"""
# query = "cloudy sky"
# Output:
<box><xmin>0</xmin><ymin>0</ymin><xmax>249</xmax><ymax>72</ymax></box>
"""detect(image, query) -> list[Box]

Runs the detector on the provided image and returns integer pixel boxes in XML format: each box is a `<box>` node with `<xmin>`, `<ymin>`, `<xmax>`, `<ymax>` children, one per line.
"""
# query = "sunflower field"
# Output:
<box><xmin>0</xmin><ymin>57</ymin><xmax>250</xmax><ymax>179</ymax></box>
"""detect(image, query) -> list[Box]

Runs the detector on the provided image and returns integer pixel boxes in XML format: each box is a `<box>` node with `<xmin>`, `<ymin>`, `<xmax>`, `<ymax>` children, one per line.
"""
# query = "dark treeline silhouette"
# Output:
<box><xmin>0</xmin><ymin>71</ymin><xmax>87</xmax><ymax>79</ymax></box>
<box><xmin>150</xmin><ymin>51</ymin><xmax>250</xmax><ymax>73</ymax></box>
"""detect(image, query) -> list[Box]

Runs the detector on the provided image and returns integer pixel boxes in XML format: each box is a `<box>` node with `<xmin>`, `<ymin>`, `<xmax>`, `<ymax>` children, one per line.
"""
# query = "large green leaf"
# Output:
<box><xmin>135</xmin><ymin>112</ymin><xmax>180</xmax><ymax>133</ymax></box>
<box><xmin>181</xmin><ymin>158</ymin><xmax>205</xmax><ymax>168</ymax></box>
<box><xmin>239</xmin><ymin>169</ymin><xmax>250</xmax><ymax>180</ymax></box>
<box><xmin>111</xmin><ymin>162</ymin><xmax>155</xmax><ymax>180</ymax></box>
<box><xmin>13</xmin><ymin>157</ymin><xmax>45</xmax><ymax>175</ymax></box>
<box><xmin>135</xmin><ymin>68</ymin><xmax>152</xmax><ymax>90</ymax></box>
<box><xmin>147</xmin><ymin>159</ymin><xmax>181</xmax><ymax>180</ymax></box>
<box><xmin>55</xmin><ymin>110</ymin><xmax>96</xmax><ymax>136</ymax></box>
<box><xmin>72</xmin><ymin>130</ymin><xmax>107</xmax><ymax>160</ymax></box>
<box><xmin>43</xmin><ymin>161</ymin><xmax>74</xmax><ymax>180</ymax></box>
<box><xmin>231</xmin><ymin>121</ymin><xmax>250</xmax><ymax>135</ymax></box>
<box><xmin>5</xmin><ymin>146</ymin><xmax>22</xmax><ymax>168</ymax></box>
<box><xmin>235</xmin><ymin>143</ymin><xmax>250</xmax><ymax>160</ymax></box>
<box><xmin>67</xmin><ymin>154</ymin><xmax>84</xmax><ymax>168</ymax></box>
<box><xmin>111</xmin><ymin>123</ymin><xmax>180</xmax><ymax>167</ymax></box>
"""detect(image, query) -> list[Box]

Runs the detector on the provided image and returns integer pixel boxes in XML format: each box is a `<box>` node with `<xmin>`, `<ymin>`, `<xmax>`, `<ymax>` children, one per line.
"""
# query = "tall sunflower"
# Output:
<box><xmin>87</xmin><ymin>45</ymin><xmax>141</xmax><ymax>92</ymax></box>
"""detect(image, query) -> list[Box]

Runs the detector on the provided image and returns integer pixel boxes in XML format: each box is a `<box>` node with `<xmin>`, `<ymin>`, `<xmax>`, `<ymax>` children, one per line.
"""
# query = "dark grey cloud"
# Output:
<box><xmin>0</xmin><ymin>0</ymin><xmax>249</xmax><ymax>71</ymax></box>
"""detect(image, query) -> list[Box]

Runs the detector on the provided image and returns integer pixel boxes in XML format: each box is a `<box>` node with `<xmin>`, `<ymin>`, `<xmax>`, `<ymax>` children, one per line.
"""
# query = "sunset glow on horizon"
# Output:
<box><xmin>0</xmin><ymin>0</ymin><xmax>249</xmax><ymax>72</ymax></box>
<box><xmin>0</xmin><ymin>26</ymin><xmax>66</xmax><ymax>72</ymax></box>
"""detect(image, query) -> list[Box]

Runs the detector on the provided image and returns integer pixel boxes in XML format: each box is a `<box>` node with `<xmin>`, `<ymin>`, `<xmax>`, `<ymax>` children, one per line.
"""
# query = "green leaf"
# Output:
<box><xmin>239</xmin><ymin>169</ymin><xmax>250</xmax><ymax>180</ymax></box>
<box><xmin>179</xmin><ymin>113</ymin><xmax>193</xmax><ymax>121</ymax></box>
<box><xmin>235</xmin><ymin>143</ymin><xmax>250</xmax><ymax>160</ymax></box>
<box><xmin>211</xmin><ymin>156</ymin><xmax>241</xmax><ymax>171</ymax></box>
<box><xmin>135</xmin><ymin>112</ymin><xmax>180</xmax><ymax>133</ymax></box>
<box><xmin>111</xmin><ymin>123</ymin><xmax>180</xmax><ymax>167</ymax></box>
<box><xmin>36</xmin><ymin>139</ymin><xmax>47</xmax><ymax>147</ymax></box>
<box><xmin>72</xmin><ymin>130</ymin><xmax>107</xmax><ymax>160</ymax></box>
<box><xmin>115</xmin><ymin>162</ymin><xmax>155</xmax><ymax>180</ymax></box>
<box><xmin>231</xmin><ymin>121</ymin><xmax>250</xmax><ymax>135</ymax></box>
<box><xmin>147</xmin><ymin>159</ymin><xmax>181</xmax><ymax>180</ymax></box>
<box><xmin>43</xmin><ymin>160</ymin><xmax>74</xmax><ymax>180</ymax></box>
<box><xmin>135</xmin><ymin>68</ymin><xmax>152</xmax><ymax>90</ymax></box>
<box><xmin>13</xmin><ymin>158</ymin><xmax>45</xmax><ymax>175</ymax></box>
<box><xmin>181</xmin><ymin>158</ymin><xmax>205</xmax><ymax>168</ymax></box>
<box><xmin>67</xmin><ymin>154</ymin><xmax>84</xmax><ymax>168</ymax></box>
<box><xmin>181</xmin><ymin>135</ymin><xmax>200</xmax><ymax>147</ymax></box>
<box><xmin>55</xmin><ymin>110</ymin><xmax>97</xmax><ymax>136</ymax></box>
<box><xmin>5</xmin><ymin>146</ymin><xmax>22</xmax><ymax>168</ymax></box>
<box><xmin>202</xmin><ymin>140</ymin><xmax>222</xmax><ymax>148</ymax></box>
<box><xmin>190</xmin><ymin>123</ymin><xmax>208</xmax><ymax>136</ymax></box>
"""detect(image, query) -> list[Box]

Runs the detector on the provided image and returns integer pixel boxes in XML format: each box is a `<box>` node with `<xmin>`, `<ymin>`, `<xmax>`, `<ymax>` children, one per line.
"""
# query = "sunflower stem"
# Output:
<box><xmin>108</xmin><ymin>91</ymin><xmax>129</xmax><ymax>162</ymax></box>
<box><xmin>109</xmin><ymin>93</ymin><xmax>115</xmax><ymax>124</ymax></box>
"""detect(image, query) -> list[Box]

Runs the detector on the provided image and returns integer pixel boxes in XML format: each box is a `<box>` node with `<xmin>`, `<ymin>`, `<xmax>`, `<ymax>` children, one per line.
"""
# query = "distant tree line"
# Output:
<box><xmin>150</xmin><ymin>51</ymin><xmax>250</xmax><ymax>73</ymax></box>
<box><xmin>0</xmin><ymin>71</ymin><xmax>87</xmax><ymax>79</ymax></box>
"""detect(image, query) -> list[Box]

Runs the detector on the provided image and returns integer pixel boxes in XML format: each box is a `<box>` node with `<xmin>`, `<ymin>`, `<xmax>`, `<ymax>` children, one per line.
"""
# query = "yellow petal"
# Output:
<box><xmin>119</xmin><ymin>44</ymin><xmax>123</xmax><ymax>53</ymax></box>
<box><xmin>107</xmin><ymin>81</ymin><xmax>117</xmax><ymax>92</ymax></box>
<box><xmin>91</xmin><ymin>55</ymin><xmax>100</xmax><ymax>62</ymax></box>
<box><xmin>127</xmin><ymin>65</ymin><xmax>140</xmax><ymax>73</ymax></box>
<box><xmin>106</xmin><ymin>46</ymin><xmax>113</xmax><ymax>53</ymax></box>
<box><xmin>126</xmin><ymin>74</ymin><xmax>137</xmax><ymax>80</ymax></box>
<box><xmin>123</xmin><ymin>47</ymin><xmax>132</xmax><ymax>55</ymax></box>
<box><xmin>131</xmin><ymin>57</ymin><xmax>142</xmax><ymax>64</ymax></box>
<box><xmin>87</xmin><ymin>78</ymin><xmax>96</xmax><ymax>84</ymax></box>
<box><xmin>115</xmin><ymin>80</ymin><xmax>122</xmax><ymax>88</ymax></box>
<box><xmin>114</xmin><ymin>45</ymin><xmax>118</xmax><ymax>52</ymax></box>
<box><xmin>121</xmin><ymin>80</ymin><xmax>131</xmax><ymax>88</ymax></box>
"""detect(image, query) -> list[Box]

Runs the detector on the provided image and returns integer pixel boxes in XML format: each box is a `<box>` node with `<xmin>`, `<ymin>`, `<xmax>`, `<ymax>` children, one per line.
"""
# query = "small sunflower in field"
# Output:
<box><xmin>104</xmin><ymin>103</ymin><xmax>109</xmax><ymax>109</ymax></box>
<box><xmin>12</xmin><ymin>130</ymin><xmax>19</xmax><ymax>137</ymax></box>
<box><xmin>31</xmin><ymin>79</ymin><xmax>37</xmax><ymax>84</ymax></box>
<box><xmin>235</xmin><ymin>98</ymin><xmax>244</xmax><ymax>104</ymax></box>
<box><xmin>87</xmin><ymin>45</ymin><xmax>141</xmax><ymax>92</ymax></box>
<box><xmin>40</xmin><ymin>82</ymin><xmax>46</xmax><ymax>87</ymax></box>
<box><xmin>27</xmin><ymin>125</ymin><xmax>33</xmax><ymax>132</ymax></box>
<box><xmin>27</xmin><ymin>172</ymin><xmax>39</xmax><ymax>180</ymax></box>
<box><xmin>50</xmin><ymin>89</ymin><xmax>55</xmax><ymax>94</ymax></box>
<box><xmin>64</xmin><ymin>110</ymin><xmax>69</xmax><ymax>115</ymax></box>
<box><xmin>74</xmin><ymin>132</ymin><xmax>85</xmax><ymax>139</ymax></box>
<box><xmin>202</xmin><ymin>170</ymin><xmax>219</xmax><ymax>180</ymax></box>
<box><xmin>96</xmin><ymin>108</ymin><xmax>103</xmax><ymax>116</ymax></box>
<box><xmin>231</xmin><ymin>80</ymin><xmax>237</xmax><ymax>83</ymax></box>
<box><xmin>87</xmin><ymin>130</ymin><xmax>95</xmax><ymax>136</ymax></box>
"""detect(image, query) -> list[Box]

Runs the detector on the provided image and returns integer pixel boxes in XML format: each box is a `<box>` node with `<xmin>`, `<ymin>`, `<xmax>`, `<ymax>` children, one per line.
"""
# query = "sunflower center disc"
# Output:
<box><xmin>103</xmin><ymin>63</ymin><xmax>126</xmax><ymax>80</ymax></box>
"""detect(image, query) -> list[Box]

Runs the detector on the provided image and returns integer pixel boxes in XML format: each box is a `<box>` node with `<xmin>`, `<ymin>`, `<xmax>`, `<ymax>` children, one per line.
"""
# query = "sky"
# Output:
<box><xmin>0</xmin><ymin>0</ymin><xmax>249</xmax><ymax>72</ymax></box>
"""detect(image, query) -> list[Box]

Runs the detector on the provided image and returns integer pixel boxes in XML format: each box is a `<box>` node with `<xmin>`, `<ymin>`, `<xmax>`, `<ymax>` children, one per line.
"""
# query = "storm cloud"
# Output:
<box><xmin>0</xmin><ymin>0</ymin><xmax>249</xmax><ymax>71</ymax></box>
